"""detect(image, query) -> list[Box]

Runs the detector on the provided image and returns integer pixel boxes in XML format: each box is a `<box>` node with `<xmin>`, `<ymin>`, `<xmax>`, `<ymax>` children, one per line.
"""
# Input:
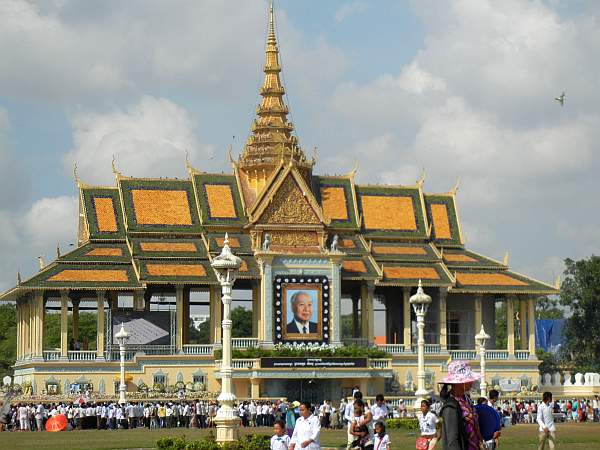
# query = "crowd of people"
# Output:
<box><xmin>2</xmin><ymin>361</ymin><xmax>598</xmax><ymax>450</ymax></box>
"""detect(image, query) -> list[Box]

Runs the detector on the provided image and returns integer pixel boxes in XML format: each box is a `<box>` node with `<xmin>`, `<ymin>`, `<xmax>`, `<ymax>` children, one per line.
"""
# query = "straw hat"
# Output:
<box><xmin>440</xmin><ymin>360</ymin><xmax>482</xmax><ymax>384</ymax></box>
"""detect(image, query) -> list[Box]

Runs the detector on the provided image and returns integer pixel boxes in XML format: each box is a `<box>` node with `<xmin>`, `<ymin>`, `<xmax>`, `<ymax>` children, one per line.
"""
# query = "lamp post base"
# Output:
<box><xmin>215</xmin><ymin>415</ymin><xmax>241</xmax><ymax>442</ymax></box>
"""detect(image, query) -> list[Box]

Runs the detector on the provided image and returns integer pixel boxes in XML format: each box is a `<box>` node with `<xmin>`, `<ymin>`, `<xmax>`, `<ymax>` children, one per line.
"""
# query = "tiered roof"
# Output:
<box><xmin>0</xmin><ymin>2</ymin><xmax>558</xmax><ymax>300</ymax></box>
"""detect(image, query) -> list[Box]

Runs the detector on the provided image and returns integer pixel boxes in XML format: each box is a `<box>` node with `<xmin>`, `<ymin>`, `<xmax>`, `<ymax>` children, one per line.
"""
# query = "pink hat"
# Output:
<box><xmin>440</xmin><ymin>360</ymin><xmax>482</xmax><ymax>384</ymax></box>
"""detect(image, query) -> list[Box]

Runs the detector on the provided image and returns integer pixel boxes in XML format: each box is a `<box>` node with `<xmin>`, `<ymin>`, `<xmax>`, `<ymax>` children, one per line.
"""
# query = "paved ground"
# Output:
<box><xmin>2</xmin><ymin>422</ymin><xmax>600</xmax><ymax>449</ymax></box>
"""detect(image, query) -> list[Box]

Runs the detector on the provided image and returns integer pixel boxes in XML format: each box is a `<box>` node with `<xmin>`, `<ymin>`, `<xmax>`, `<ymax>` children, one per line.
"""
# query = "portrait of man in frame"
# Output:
<box><xmin>282</xmin><ymin>283</ymin><xmax>323</xmax><ymax>341</ymax></box>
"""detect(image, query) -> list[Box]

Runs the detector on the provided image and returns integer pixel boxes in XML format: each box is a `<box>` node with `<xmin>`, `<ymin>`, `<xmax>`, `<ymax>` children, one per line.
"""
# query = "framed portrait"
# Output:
<box><xmin>273</xmin><ymin>276</ymin><xmax>330</xmax><ymax>344</ymax></box>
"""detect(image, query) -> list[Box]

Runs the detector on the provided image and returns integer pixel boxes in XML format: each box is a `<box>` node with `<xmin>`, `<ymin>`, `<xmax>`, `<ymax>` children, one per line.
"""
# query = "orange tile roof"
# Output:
<box><xmin>361</xmin><ymin>195</ymin><xmax>416</xmax><ymax>230</ymax></box>
<box><xmin>85</xmin><ymin>248</ymin><xmax>124</xmax><ymax>257</ymax></box>
<box><xmin>215</xmin><ymin>237</ymin><xmax>241</xmax><ymax>248</ymax></box>
<box><xmin>431</xmin><ymin>204</ymin><xmax>452</xmax><ymax>239</ymax></box>
<box><xmin>93</xmin><ymin>197</ymin><xmax>118</xmax><ymax>232</ymax></box>
<box><xmin>131</xmin><ymin>190</ymin><xmax>192</xmax><ymax>225</ymax></box>
<box><xmin>140</xmin><ymin>242</ymin><xmax>197</xmax><ymax>252</ymax></box>
<box><xmin>456</xmin><ymin>273</ymin><xmax>527</xmax><ymax>286</ymax></box>
<box><xmin>320</xmin><ymin>186</ymin><xmax>348</xmax><ymax>221</ymax></box>
<box><xmin>373</xmin><ymin>245</ymin><xmax>427</xmax><ymax>255</ymax></box>
<box><xmin>205</xmin><ymin>184</ymin><xmax>237</xmax><ymax>218</ymax></box>
<box><xmin>340</xmin><ymin>239</ymin><xmax>356</xmax><ymax>249</ymax></box>
<box><xmin>342</xmin><ymin>260</ymin><xmax>368</xmax><ymax>273</ymax></box>
<box><xmin>384</xmin><ymin>266</ymin><xmax>439</xmax><ymax>279</ymax></box>
<box><xmin>146</xmin><ymin>264</ymin><xmax>206</xmax><ymax>277</ymax></box>
<box><xmin>444</xmin><ymin>254</ymin><xmax>477</xmax><ymax>262</ymax></box>
<box><xmin>49</xmin><ymin>269</ymin><xmax>129</xmax><ymax>282</ymax></box>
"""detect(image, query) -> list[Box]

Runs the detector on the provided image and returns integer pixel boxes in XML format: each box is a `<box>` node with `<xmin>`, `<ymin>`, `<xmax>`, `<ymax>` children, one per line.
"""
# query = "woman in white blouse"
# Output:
<box><xmin>290</xmin><ymin>402</ymin><xmax>321</xmax><ymax>450</ymax></box>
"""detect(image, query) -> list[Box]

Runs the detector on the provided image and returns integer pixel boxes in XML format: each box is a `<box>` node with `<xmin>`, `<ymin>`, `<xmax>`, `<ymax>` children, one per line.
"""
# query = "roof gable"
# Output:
<box><xmin>314</xmin><ymin>176</ymin><xmax>359</xmax><ymax>229</ymax></box>
<box><xmin>82</xmin><ymin>187</ymin><xmax>126</xmax><ymax>240</ymax></box>
<box><xmin>192</xmin><ymin>173</ymin><xmax>247</xmax><ymax>226</ymax></box>
<box><xmin>424</xmin><ymin>194</ymin><xmax>463</xmax><ymax>247</ymax></box>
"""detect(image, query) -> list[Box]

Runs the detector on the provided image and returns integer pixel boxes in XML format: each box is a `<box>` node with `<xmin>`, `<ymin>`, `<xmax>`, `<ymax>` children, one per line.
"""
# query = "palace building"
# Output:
<box><xmin>1</xmin><ymin>4</ymin><xmax>558</xmax><ymax>403</ymax></box>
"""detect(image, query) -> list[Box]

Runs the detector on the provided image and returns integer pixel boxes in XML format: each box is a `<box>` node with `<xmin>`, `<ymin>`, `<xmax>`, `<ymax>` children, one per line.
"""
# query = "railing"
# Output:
<box><xmin>131</xmin><ymin>345</ymin><xmax>175</xmax><ymax>355</ymax></box>
<box><xmin>43</xmin><ymin>350</ymin><xmax>61</xmax><ymax>361</ymax></box>
<box><xmin>369</xmin><ymin>359</ymin><xmax>392</xmax><ymax>369</ymax></box>
<box><xmin>487</xmin><ymin>350</ymin><xmax>509</xmax><ymax>360</ymax></box>
<box><xmin>449</xmin><ymin>350</ymin><xmax>477</xmax><ymax>360</ymax></box>
<box><xmin>232</xmin><ymin>338</ymin><xmax>259</xmax><ymax>349</ymax></box>
<box><xmin>216</xmin><ymin>359</ymin><xmax>259</xmax><ymax>369</ymax></box>
<box><xmin>412</xmin><ymin>344</ymin><xmax>441</xmax><ymax>354</ymax></box>
<box><xmin>515</xmin><ymin>350</ymin><xmax>531</xmax><ymax>360</ymax></box>
<box><xmin>107</xmin><ymin>350</ymin><xmax>136</xmax><ymax>361</ymax></box>
<box><xmin>183</xmin><ymin>344</ymin><xmax>214</xmax><ymax>355</ymax></box>
<box><xmin>67</xmin><ymin>351</ymin><xmax>97</xmax><ymax>361</ymax></box>
<box><xmin>342</xmin><ymin>338</ymin><xmax>371</xmax><ymax>347</ymax></box>
<box><xmin>377</xmin><ymin>344</ymin><xmax>408</xmax><ymax>355</ymax></box>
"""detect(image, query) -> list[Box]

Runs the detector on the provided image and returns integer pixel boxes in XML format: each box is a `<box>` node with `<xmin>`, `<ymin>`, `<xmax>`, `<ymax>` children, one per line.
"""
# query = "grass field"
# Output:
<box><xmin>2</xmin><ymin>423</ymin><xmax>600</xmax><ymax>449</ymax></box>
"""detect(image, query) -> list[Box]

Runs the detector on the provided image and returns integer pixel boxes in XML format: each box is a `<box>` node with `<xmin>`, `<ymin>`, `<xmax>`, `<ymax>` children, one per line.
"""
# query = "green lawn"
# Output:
<box><xmin>2</xmin><ymin>423</ymin><xmax>600</xmax><ymax>449</ymax></box>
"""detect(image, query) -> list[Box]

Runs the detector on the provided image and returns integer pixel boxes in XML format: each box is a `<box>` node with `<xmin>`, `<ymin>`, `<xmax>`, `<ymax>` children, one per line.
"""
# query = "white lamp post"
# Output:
<box><xmin>115</xmin><ymin>323</ymin><xmax>130</xmax><ymax>405</ymax></box>
<box><xmin>410</xmin><ymin>280</ymin><xmax>432</xmax><ymax>412</ymax></box>
<box><xmin>475</xmin><ymin>324</ymin><xmax>490</xmax><ymax>398</ymax></box>
<box><xmin>211</xmin><ymin>233</ymin><xmax>242</xmax><ymax>442</ymax></box>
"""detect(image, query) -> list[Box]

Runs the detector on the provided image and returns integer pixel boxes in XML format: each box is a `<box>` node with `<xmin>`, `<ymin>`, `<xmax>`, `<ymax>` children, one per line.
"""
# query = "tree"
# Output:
<box><xmin>560</xmin><ymin>256</ymin><xmax>600</xmax><ymax>372</ymax></box>
<box><xmin>0</xmin><ymin>304</ymin><xmax>16</xmax><ymax>378</ymax></box>
<box><xmin>231</xmin><ymin>306</ymin><xmax>253</xmax><ymax>337</ymax></box>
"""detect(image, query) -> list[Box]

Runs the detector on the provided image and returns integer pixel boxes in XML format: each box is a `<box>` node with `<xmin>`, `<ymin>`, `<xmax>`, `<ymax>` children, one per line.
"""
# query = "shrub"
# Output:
<box><xmin>157</xmin><ymin>437</ymin><xmax>175</xmax><ymax>449</ymax></box>
<box><xmin>156</xmin><ymin>434</ymin><xmax>270</xmax><ymax>450</ymax></box>
<box><xmin>386</xmin><ymin>418</ymin><xmax>419</xmax><ymax>430</ymax></box>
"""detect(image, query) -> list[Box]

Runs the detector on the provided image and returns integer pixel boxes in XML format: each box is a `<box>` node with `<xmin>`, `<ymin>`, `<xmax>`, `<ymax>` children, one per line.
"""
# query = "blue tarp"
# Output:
<box><xmin>535</xmin><ymin>319</ymin><xmax>565</xmax><ymax>353</ymax></box>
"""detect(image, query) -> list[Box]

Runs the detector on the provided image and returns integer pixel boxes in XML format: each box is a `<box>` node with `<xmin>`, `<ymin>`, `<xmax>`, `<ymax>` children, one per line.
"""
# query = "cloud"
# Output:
<box><xmin>334</xmin><ymin>1</ymin><xmax>369</xmax><ymax>23</ymax></box>
<box><xmin>324</xmin><ymin>0</ymin><xmax>600</xmax><ymax>283</ymax></box>
<box><xmin>63</xmin><ymin>96</ymin><xmax>214</xmax><ymax>184</ymax></box>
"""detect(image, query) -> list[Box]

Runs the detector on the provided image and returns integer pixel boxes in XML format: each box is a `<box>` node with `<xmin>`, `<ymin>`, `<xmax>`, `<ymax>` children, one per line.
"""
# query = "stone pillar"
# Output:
<box><xmin>22</xmin><ymin>299</ymin><xmax>30</xmax><ymax>358</ymax></box>
<box><xmin>528</xmin><ymin>296</ymin><xmax>536</xmax><ymax>357</ymax></box>
<box><xmin>330</xmin><ymin>258</ymin><xmax>342</xmax><ymax>347</ymax></box>
<box><xmin>250</xmin><ymin>378</ymin><xmax>260</xmax><ymax>398</ymax></box>
<box><xmin>403</xmin><ymin>287</ymin><xmax>411</xmax><ymax>351</ymax></box>
<box><xmin>210</xmin><ymin>285</ymin><xmax>222</xmax><ymax>345</ymax></box>
<box><xmin>474</xmin><ymin>295</ymin><xmax>483</xmax><ymax>348</ymax></box>
<box><xmin>439</xmin><ymin>288</ymin><xmax>448</xmax><ymax>351</ymax></box>
<box><xmin>133</xmin><ymin>291</ymin><xmax>145</xmax><ymax>311</ymax></box>
<box><xmin>96</xmin><ymin>291</ymin><xmax>106</xmax><ymax>360</ymax></box>
<box><xmin>260</xmin><ymin>258</ymin><xmax>275</xmax><ymax>347</ymax></box>
<box><xmin>506</xmin><ymin>296</ymin><xmax>515</xmax><ymax>356</ymax></box>
<box><xmin>32</xmin><ymin>291</ymin><xmax>45</xmax><ymax>359</ymax></box>
<box><xmin>72</xmin><ymin>299</ymin><xmax>80</xmax><ymax>343</ymax></box>
<box><xmin>519</xmin><ymin>298</ymin><xmax>528</xmax><ymax>350</ymax></box>
<box><xmin>252</xmin><ymin>282</ymin><xmax>262</xmax><ymax>339</ymax></box>
<box><xmin>360</xmin><ymin>283</ymin><xmax>375</xmax><ymax>344</ymax></box>
<box><xmin>351</xmin><ymin>296</ymin><xmax>359</xmax><ymax>338</ymax></box>
<box><xmin>60</xmin><ymin>291</ymin><xmax>69</xmax><ymax>358</ymax></box>
<box><xmin>176</xmin><ymin>286</ymin><xmax>185</xmax><ymax>352</ymax></box>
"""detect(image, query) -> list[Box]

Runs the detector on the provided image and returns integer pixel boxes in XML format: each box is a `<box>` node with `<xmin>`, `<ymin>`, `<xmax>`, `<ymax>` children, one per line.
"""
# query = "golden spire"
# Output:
<box><xmin>239</xmin><ymin>0</ymin><xmax>309</xmax><ymax>187</ymax></box>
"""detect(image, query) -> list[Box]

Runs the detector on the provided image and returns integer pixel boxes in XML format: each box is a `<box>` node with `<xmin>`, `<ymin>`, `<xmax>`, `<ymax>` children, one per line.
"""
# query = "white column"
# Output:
<box><xmin>96</xmin><ymin>291</ymin><xmax>106</xmax><ymax>360</ymax></box>
<box><xmin>22</xmin><ymin>300</ymin><xmax>30</xmax><ymax>358</ymax></box>
<box><xmin>506</xmin><ymin>296</ymin><xmax>515</xmax><ymax>356</ymax></box>
<box><xmin>528</xmin><ymin>296</ymin><xmax>536</xmax><ymax>357</ymax></box>
<box><xmin>32</xmin><ymin>291</ymin><xmax>44</xmax><ymax>359</ymax></box>
<box><xmin>474</xmin><ymin>295</ymin><xmax>482</xmax><ymax>348</ymax></box>
<box><xmin>439</xmin><ymin>289</ymin><xmax>448</xmax><ymax>351</ymax></box>
<box><xmin>330</xmin><ymin>258</ymin><xmax>342</xmax><ymax>346</ymax></box>
<box><xmin>176</xmin><ymin>286</ymin><xmax>185</xmax><ymax>352</ymax></box>
<box><xmin>260</xmin><ymin>258</ymin><xmax>275</xmax><ymax>347</ymax></box>
<box><xmin>403</xmin><ymin>287</ymin><xmax>411</xmax><ymax>351</ymax></box>
<box><xmin>519</xmin><ymin>298</ymin><xmax>528</xmax><ymax>350</ymax></box>
<box><xmin>251</xmin><ymin>282</ymin><xmax>262</xmax><ymax>340</ymax></box>
<box><xmin>16</xmin><ymin>301</ymin><xmax>22</xmax><ymax>361</ymax></box>
<box><xmin>60</xmin><ymin>291</ymin><xmax>69</xmax><ymax>358</ymax></box>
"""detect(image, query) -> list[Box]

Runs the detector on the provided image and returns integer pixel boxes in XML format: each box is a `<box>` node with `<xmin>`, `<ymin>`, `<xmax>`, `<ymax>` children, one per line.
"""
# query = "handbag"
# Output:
<box><xmin>416</xmin><ymin>437</ymin><xmax>430</xmax><ymax>450</ymax></box>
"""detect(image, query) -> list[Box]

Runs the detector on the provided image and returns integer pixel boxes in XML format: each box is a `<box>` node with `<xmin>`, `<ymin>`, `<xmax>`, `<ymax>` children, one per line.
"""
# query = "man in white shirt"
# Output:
<box><xmin>370</xmin><ymin>395</ymin><xmax>388</xmax><ymax>423</ymax></box>
<box><xmin>35</xmin><ymin>403</ymin><xmax>45</xmax><ymax>432</ymax></box>
<box><xmin>537</xmin><ymin>392</ymin><xmax>556</xmax><ymax>450</ymax></box>
<box><xmin>290</xmin><ymin>402</ymin><xmax>321</xmax><ymax>450</ymax></box>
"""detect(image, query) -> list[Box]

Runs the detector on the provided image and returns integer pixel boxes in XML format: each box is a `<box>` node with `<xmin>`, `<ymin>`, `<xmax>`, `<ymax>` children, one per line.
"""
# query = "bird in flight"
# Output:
<box><xmin>555</xmin><ymin>92</ymin><xmax>565</xmax><ymax>106</ymax></box>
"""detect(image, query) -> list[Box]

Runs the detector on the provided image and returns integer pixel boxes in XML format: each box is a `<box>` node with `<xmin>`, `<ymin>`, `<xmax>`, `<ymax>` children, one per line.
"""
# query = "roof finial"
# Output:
<box><xmin>503</xmin><ymin>251</ymin><xmax>509</xmax><ymax>266</ymax></box>
<box><xmin>268</xmin><ymin>0</ymin><xmax>275</xmax><ymax>44</ymax></box>
<box><xmin>348</xmin><ymin>159</ymin><xmax>359</xmax><ymax>178</ymax></box>
<box><xmin>554</xmin><ymin>274</ymin><xmax>561</xmax><ymax>290</ymax></box>
<box><xmin>73</xmin><ymin>163</ymin><xmax>80</xmax><ymax>186</ymax></box>
<box><xmin>417</xmin><ymin>167</ymin><xmax>426</xmax><ymax>188</ymax></box>
<box><xmin>185</xmin><ymin>150</ymin><xmax>192</xmax><ymax>171</ymax></box>
<box><xmin>450</xmin><ymin>178</ymin><xmax>460</xmax><ymax>195</ymax></box>
<box><xmin>111</xmin><ymin>154</ymin><xmax>121</xmax><ymax>177</ymax></box>
<box><xmin>56</xmin><ymin>242</ymin><xmax>61</xmax><ymax>259</ymax></box>
<box><xmin>17</xmin><ymin>270</ymin><xmax>22</xmax><ymax>284</ymax></box>
<box><xmin>38</xmin><ymin>256</ymin><xmax>45</xmax><ymax>271</ymax></box>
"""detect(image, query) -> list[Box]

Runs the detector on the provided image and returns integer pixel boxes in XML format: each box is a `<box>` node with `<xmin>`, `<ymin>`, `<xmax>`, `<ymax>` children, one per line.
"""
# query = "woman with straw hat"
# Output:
<box><xmin>438</xmin><ymin>361</ymin><xmax>484</xmax><ymax>450</ymax></box>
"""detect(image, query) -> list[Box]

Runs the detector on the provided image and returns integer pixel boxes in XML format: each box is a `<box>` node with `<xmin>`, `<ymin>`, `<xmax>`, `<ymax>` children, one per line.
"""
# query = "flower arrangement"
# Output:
<box><xmin>215</xmin><ymin>343</ymin><xmax>388</xmax><ymax>359</ymax></box>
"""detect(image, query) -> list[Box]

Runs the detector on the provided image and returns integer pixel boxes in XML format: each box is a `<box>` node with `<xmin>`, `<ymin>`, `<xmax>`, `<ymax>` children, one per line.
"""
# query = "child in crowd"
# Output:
<box><xmin>271</xmin><ymin>419</ymin><xmax>291</xmax><ymax>450</ymax></box>
<box><xmin>373</xmin><ymin>421</ymin><xmax>390</xmax><ymax>450</ymax></box>
<box><xmin>351</xmin><ymin>424</ymin><xmax>374</xmax><ymax>450</ymax></box>
<box><xmin>417</xmin><ymin>400</ymin><xmax>439</xmax><ymax>450</ymax></box>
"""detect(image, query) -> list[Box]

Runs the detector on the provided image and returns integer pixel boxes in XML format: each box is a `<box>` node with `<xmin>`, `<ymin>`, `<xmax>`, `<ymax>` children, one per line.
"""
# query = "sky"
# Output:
<box><xmin>0</xmin><ymin>0</ymin><xmax>599</xmax><ymax>292</ymax></box>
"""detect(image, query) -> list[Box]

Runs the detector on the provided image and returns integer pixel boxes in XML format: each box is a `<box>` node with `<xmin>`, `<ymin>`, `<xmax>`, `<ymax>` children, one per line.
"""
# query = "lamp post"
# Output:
<box><xmin>211</xmin><ymin>233</ymin><xmax>242</xmax><ymax>442</ymax></box>
<box><xmin>410</xmin><ymin>280</ymin><xmax>432</xmax><ymax>412</ymax></box>
<box><xmin>475</xmin><ymin>324</ymin><xmax>490</xmax><ymax>398</ymax></box>
<box><xmin>115</xmin><ymin>323</ymin><xmax>130</xmax><ymax>405</ymax></box>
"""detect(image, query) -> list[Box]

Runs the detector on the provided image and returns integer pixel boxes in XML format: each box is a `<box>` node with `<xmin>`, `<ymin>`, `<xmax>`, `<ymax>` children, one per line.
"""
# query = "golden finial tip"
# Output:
<box><xmin>450</xmin><ymin>178</ymin><xmax>460</xmax><ymax>195</ymax></box>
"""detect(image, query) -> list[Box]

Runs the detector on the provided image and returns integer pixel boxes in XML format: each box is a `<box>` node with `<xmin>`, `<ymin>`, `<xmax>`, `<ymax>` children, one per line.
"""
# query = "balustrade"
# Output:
<box><xmin>232</xmin><ymin>338</ymin><xmax>259</xmax><ymax>349</ymax></box>
<box><xmin>67</xmin><ymin>351</ymin><xmax>97</xmax><ymax>361</ymax></box>
<box><xmin>42</xmin><ymin>350</ymin><xmax>61</xmax><ymax>361</ymax></box>
<box><xmin>487</xmin><ymin>350</ymin><xmax>509</xmax><ymax>360</ymax></box>
<box><xmin>450</xmin><ymin>350</ymin><xmax>477</xmax><ymax>360</ymax></box>
<box><xmin>183</xmin><ymin>344</ymin><xmax>215</xmax><ymax>355</ymax></box>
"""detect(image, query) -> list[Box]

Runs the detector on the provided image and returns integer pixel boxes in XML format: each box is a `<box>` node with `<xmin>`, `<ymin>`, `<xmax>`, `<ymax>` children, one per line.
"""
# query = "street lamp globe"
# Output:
<box><xmin>211</xmin><ymin>233</ymin><xmax>242</xmax><ymax>284</ymax></box>
<box><xmin>115</xmin><ymin>323</ymin><xmax>130</xmax><ymax>345</ymax></box>
<box><xmin>475</xmin><ymin>324</ymin><xmax>490</xmax><ymax>349</ymax></box>
<box><xmin>409</xmin><ymin>280</ymin><xmax>432</xmax><ymax>315</ymax></box>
